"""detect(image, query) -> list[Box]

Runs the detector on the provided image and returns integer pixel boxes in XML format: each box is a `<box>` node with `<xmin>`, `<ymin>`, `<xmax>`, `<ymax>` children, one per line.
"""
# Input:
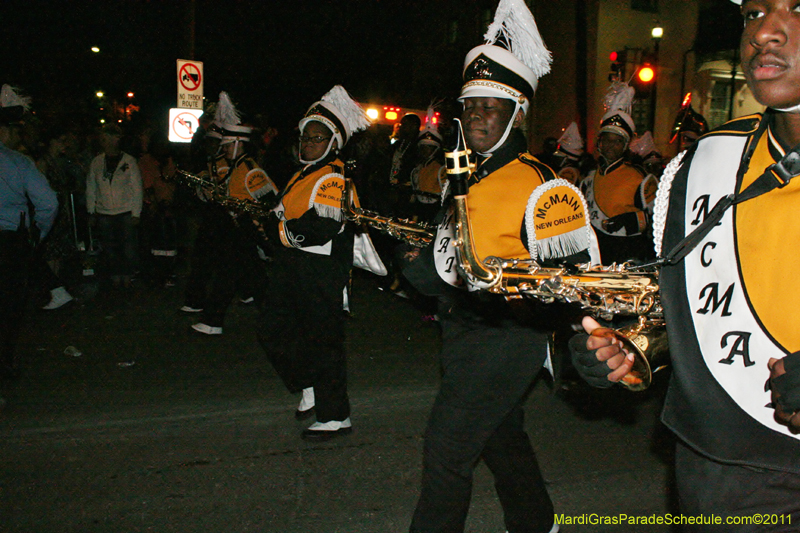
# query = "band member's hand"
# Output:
<box><xmin>404</xmin><ymin>248</ymin><xmax>421</xmax><ymax>262</ymax></box>
<box><xmin>768</xmin><ymin>353</ymin><xmax>800</xmax><ymax>433</ymax></box>
<box><xmin>602</xmin><ymin>212</ymin><xmax>640</xmax><ymax>234</ymax></box>
<box><xmin>569</xmin><ymin>316</ymin><xmax>635</xmax><ymax>388</ymax></box>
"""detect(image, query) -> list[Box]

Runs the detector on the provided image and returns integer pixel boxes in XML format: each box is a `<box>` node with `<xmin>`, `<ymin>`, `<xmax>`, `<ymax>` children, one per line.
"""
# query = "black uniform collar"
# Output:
<box><xmin>470</xmin><ymin>130</ymin><xmax>528</xmax><ymax>185</ymax></box>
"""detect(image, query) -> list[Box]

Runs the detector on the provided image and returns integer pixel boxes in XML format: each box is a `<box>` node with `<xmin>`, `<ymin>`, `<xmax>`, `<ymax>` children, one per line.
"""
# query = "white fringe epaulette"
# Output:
<box><xmin>652</xmin><ymin>150</ymin><xmax>686</xmax><ymax>257</ymax></box>
<box><xmin>320</xmin><ymin>85</ymin><xmax>371</xmax><ymax>135</ymax></box>
<box><xmin>0</xmin><ymin>85</ymin><xmax>31</xmax><ymax>110</ymax></box>
<box><xmin>524</xmin><ymin>178</ymin><xmax>595</xmax><ymax>262</ymax></box>
<box><xmin>484</xmin><ymin>0</ymin><xmax>552</xmax><ymax>79</ymax></box>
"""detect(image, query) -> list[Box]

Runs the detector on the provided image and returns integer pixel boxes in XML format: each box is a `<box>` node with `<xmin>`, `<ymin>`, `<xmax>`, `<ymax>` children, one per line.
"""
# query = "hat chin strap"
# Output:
<box><xmin>774</xmin><ymin>103</ymin><xmax>800</xmax><ymax>114</ymax></box>
<box><xmin>478</xmin><ymin>102</ymin><xmax>523</xmax><ymax>156</ymax></box>
<box><xmin>299</xmin><ymin>137</ymin><xmax>337</xmax><ymax>165</ymax></box>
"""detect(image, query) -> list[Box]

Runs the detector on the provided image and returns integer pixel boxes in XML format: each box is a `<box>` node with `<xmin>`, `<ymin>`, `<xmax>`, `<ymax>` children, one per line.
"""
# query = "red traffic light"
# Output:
<box><xmin>610</xmin><ymin>51</ymin><xmax>618</xmax><ymax>62</ymax></box>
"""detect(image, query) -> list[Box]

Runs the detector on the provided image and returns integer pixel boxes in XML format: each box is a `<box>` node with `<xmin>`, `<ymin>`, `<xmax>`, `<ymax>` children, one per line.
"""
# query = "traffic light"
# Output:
<box><xmin>608</xmin><ymin>49</ymin><xmax>627</xmax><ymax>81</ymax></box>
<box><xmin>632</xmin><ymin>63</ymin><xmax>656</xmax><ymax>95</ymax></box>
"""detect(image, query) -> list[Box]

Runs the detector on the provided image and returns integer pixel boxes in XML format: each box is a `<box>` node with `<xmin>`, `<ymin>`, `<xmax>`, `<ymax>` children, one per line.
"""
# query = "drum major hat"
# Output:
<box><xmin>599</xmin><ymin>81</ymin><xmax>636</xmax><ymax>144</ymax></box>
<box><xmin>418</xmin><ymin>104</ymin><xmax>443</xmax><ymax>148</ymax></box>
<box><xmin>298</xmin><ymin>85</ymin><xmax>370</xmax><ymax>164</ymax></box>
<box><xmin>459</xmin><ymin>0</ymin><xmax>551</xmax><ymax>116</ymax></box>
<box><xmin>556</xmin><ymin>122</ymin><xmax>584</xmax><ymax>160</ymax></box>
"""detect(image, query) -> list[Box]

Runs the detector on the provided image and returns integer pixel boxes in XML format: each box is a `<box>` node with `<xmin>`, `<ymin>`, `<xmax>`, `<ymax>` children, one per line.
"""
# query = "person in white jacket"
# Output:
<box><xmin>85</xmin><ymin>124</ymin><xmax>143</xmax><ymax>288</ymax></box>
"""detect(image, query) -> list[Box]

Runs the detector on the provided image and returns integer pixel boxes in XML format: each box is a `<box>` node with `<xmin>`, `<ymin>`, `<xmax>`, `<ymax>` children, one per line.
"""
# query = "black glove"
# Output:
<box><xmin>772</xmin><ymin>351</ymin><xmax>800</xmax><ymax>414</ymax></box>
<box><xmin>603</xmin><ymin>212</ymin><xmax>640</xmax><ymax>234</ymax></box>
<box><xmin>568</xmin><ymin>333</ymin><xmax>615</xmax><ymax>389</ymax></box>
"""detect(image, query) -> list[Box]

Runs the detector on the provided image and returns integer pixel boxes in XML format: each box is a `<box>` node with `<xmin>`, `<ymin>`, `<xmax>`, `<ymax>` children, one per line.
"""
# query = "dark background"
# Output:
<box><xmin>2</xmin><ymin>0</ymin><xmax>742</xmax><ymax>133</ymax></box>
<box><xmin>2</xmin><ymin>0</ymin><xmax>459</xmax><ymax>131</ymax></box>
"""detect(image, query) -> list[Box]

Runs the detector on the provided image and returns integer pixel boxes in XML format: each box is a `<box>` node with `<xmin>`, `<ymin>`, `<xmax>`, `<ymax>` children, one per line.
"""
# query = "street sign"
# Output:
<box><xmin>168</xmin><ymin>108</ymin><xmax>203</xmax><ymax>143</ymax></box>
<box><xmin>177</xmin><ymin>59</ymin><xmax>203</xmax><ymax>110</ymax></box>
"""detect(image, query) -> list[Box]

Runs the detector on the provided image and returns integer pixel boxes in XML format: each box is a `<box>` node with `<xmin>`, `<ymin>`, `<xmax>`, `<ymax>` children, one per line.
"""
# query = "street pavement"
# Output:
<box><xmin>1</xmin><ymin>269</ymin><xmax>677</xmax><ymax>533</ymax></box>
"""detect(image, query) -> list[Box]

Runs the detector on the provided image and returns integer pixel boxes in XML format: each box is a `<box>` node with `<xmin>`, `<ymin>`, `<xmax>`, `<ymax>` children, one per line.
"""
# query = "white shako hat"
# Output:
<box><xmin>599</xmin><ymin>81</ymin><xmax>636</xmax><ymax>145</ymax></box>
<box><xmin>299</xmin><ymin>85</ymin><xmax>370</xmax><ymax>150</ymax></box>
<box><xmin>418</xmin><ymin>104</ymin><xmax>443</xmax><ymax>148</ymax></box>
<box><xmin>556</xmin><ymin>121</ymin><xmax>584</xmax><ymax>159</ymax></box>
<box><xmin>0</xmin><ymin>84</ymin><xmax>32</xmax><ymax>124</ymax></box>
<box><xmin>216</xmin><ymin>91</ymin><xmax>252</xmax><ymax>145</ymax></box>
<box><xmin>459</xmin><ymin>0</ymin><xmax>551</xmax><ymax>154</ymax></box>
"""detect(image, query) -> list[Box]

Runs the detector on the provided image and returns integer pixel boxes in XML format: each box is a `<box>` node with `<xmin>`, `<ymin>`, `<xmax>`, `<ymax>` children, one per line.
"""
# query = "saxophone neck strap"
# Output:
<box><xmin>659</xmin><ymin>119</ymin><xmax>800</xmax><ymax>268</ymax></box>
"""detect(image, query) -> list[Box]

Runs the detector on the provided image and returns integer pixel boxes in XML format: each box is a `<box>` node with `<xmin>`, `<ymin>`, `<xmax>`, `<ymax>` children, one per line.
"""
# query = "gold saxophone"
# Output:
<box><xmin>174</xmin><ymin>169</ymin><xmax>272</xmax><ymax>219</ymax></box>
<box><xmin>340</xmin><ymin>161</ymin><xmax>436</xmax><ymax>248</ymax></box>
<box><xmin>444</xmin><ymin>119</ymin><xmax>667</xmax><ymax>391</ymax></box>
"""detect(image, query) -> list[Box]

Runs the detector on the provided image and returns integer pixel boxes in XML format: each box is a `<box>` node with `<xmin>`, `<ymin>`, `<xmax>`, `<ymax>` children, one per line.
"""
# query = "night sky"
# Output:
<box><xmin>2</xmin><ymin>0</ymin><xmax>444</xmax><ymax>130</ymax></box>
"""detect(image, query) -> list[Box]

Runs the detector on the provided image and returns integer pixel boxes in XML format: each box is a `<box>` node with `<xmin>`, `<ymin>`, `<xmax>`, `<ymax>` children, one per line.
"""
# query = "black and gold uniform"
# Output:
<box><xmin>581</xmin><ymin>157</ymin><xmax>657</xmax><ymax>263</ymax></box>
<box><xmin>655</xmin><ymin>111</ymin><xmax>800</xmax><ymax>518</ymax></box>
<box><xmin>258</xmin><ymin>156</ymin><xmax>353</xmax><ymax>424</ymax></box>
<box><xmin>183</xmin><ymin>152</ymin><xmax>277</xmax><ymax>329</ymax></box>
<box><xmin>407</xmin><ymin>131</ymin><xmax>565</xmax><ymax>533</ymax></box>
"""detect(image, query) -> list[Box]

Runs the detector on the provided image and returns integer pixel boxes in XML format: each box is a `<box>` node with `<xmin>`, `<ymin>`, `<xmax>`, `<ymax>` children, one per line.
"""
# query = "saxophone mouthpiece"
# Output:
<box><xmin>444</xmin><ymin>118</ymin><xmax>473</xmax><ymax>196</ymax></box>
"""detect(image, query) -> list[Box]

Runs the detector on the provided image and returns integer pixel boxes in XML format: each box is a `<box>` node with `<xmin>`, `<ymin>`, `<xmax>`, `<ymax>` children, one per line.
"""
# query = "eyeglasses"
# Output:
<box><xmin>299</xmin><ymin>135</ymin><xmax>332</xmax><ymax>145</ymax></box>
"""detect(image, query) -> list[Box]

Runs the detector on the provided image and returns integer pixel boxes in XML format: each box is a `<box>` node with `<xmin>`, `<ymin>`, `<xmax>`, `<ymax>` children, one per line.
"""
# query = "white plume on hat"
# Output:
<box><xmin>630</xmin><ymin>131</ymin><xmax>659</xmax><ymax>158</ymax></box>
<box><xmin>603</xmin><ymin>81</ymin><xmax>634</xmax><ymax>117</ymax></box>
<box><xmin>216</xmin><ymin>92</ymin><xmax>240</xmax><ymax>129</ymax></box>
<box><xmin>318</xmin><ymin>85</ymin><xmax>371</xmax><ymax>142</ymax></box>
<box><xmin>600</xmin><ymin>81</ymin><xmax>636</xmax><ymax>142</ymax></box>
<box><xmin>557</xmin><ymin>122</ymin><xmax>583</xmax><ymax>158</ymax></box>
<box><xmin>483</xmin><ymin>0</ymin><xmax>552</xmax><ymax>81</ymax></box>
<box><xmin>298</xmin><ymin>85</ymin><xmax>370</xmax><ymax>164</ymax></box>
<box><xmin>215</xmin><ymin>91</ymin><xmax>251</xmax><ymax>144</ymax></box>
<box><xmin>418</xmin><ymin>102</ymin><xmax>443</xmax><ymax>146</ymax></box>
<box><xmin>0</xmin><ymin>85</ymin><xmax>31</xmax><ymax>110</ymax></box>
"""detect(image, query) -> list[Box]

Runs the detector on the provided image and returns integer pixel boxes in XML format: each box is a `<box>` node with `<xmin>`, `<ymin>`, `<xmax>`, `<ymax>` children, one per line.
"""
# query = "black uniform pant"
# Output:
<box><xmin>0</xmin><ymin>231</ymin><xmax>32</xmax><ymax>377</ymax></box>
<box><xmin>410</xmin><ymin>317</ymin><xmax>555</xmax><ymax>533</ymax></box>
<box><xmin>184</xmin><ymin>208</ymin><xmax>264</xmax><ymax>327</ymax></box>
<box><xmin>258</xmin><ymin>250</ymin><xmax>350</xmax><ymax>423</ymax></box>
<box><xmin>675</xmin><ymin>440</ymin><xmax>800</xmax><ymax>532</ymax></box>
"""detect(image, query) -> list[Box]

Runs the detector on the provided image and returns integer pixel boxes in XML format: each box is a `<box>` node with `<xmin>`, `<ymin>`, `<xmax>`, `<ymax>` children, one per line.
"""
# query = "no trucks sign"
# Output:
<box><xmin>177</xmin><ymin>59</ymin><xmax>203</xmax><ymax>110</ymax></box>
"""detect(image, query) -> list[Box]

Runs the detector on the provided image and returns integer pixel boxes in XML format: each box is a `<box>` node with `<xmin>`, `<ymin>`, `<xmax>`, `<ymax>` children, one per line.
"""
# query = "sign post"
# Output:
<box><xmin>176</xmin><ymin>59</ymin><xmax>203</xmax><ymax>110</ymax></box>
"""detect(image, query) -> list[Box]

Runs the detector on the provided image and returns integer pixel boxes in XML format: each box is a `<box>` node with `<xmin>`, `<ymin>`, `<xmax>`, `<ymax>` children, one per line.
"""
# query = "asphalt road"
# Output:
<box><xmin>1</xmin><ymin>269</ymin><xmax>676</xmax><ymax>533</ymax></box>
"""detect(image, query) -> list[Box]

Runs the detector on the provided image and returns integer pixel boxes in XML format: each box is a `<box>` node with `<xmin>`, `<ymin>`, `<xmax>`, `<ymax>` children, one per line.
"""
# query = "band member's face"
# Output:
<box><xmin>300</xmin><ymin>121</ymin><xmax>335</xmax><ymax>162</ymax></box>
<box><xmin>597</xmin><ymin>132</ymin><xmax>627</xmax><ymax>162</ymax></box>
<box><xmin>741</xmin><ymin>0</ymin><xmax>800</xmax><ymax>109</ymax></box>
<box><xmin>461</xmin><ymin>97</ymin><xmax>520</xmax><ymax>153</ymax></box>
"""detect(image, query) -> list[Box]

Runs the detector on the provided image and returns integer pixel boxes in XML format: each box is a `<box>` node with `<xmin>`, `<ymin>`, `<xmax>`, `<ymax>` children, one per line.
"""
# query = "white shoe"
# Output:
<box><xmin>301</xmin><ymin>417</ymin><xmax>353</xmax><ymax>441</ymax></box>
<box><xmin>42</xmin><ymin>286</ymin><xmax>74</xmax><ymax>310</ymax></box>
<box><xmin>191</xmin><ymin>323</ymin><xmax>223</xmax><ymax>335</ymax></box>
<box><xmin>306</xmin><ymin>418</ymin><xmax>351</xmax><ymax>432</ymax></box>
<box><xmin>239</xmin><ymin>296</ymin><xmax>254</xmax><ymax>304</ymax></box>
<box><xmin>181</xmin><ymin>305</ymin><xmax>204</xmax><ymax>313</ymax></box>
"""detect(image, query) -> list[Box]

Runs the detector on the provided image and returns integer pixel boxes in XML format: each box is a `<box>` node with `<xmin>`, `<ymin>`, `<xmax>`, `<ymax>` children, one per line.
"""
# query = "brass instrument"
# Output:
<box><xmin>341</xmin><ymin>162</ymin><xmax>436</xmax><ymax>248</ymax></box>
<box><xmin>444</xmin><ymin>119</ymin><xmax>667</xmax><ymax>391</ymax></box>
<box><xmin>174</xmin><ymin>169</ymin><xmax>273</xmax><ymax>219</ymax></box>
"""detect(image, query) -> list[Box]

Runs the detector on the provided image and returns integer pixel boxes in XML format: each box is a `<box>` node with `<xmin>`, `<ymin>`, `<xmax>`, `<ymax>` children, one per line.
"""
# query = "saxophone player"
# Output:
<box><xmin>403</xmin><ymin>1</ymin><xmax>596</xmax><ymax>531</ymax></box>
<box><xmin>181</xmin><ymin>92</ymin><xmax>278</xmax><ymax>335</ymax></box>
<box><xmin>573</xmin><ymin>0</ymin><xmax>800</xmax><ymax>527</ymax></box>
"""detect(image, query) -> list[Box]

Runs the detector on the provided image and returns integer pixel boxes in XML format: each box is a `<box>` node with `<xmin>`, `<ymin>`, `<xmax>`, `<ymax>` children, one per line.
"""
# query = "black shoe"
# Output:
<box><xmin>301</xmin><ymin>426</ymin><xmax>353</xmax><ymax>441</ymax></box>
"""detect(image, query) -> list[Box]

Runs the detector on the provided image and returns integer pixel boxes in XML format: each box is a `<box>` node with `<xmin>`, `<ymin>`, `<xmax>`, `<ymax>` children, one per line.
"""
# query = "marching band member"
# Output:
<box><xmin>182</xmin><ymin>92</ymin><xmax>277</xmax><ymax>335</ymax></box>
<box><xmin>580</xmin><ymin>82</ymin><xmax>658</xmax><ymax>264</ymax></box>
<box><xmin>410</xmin><ymin>104</ymin><xmax>445</xmax><ymax>224</ymax></box>
<box><xmin>258</xmin><ymin>85</ymin><xmax>370</xmax><ymax>441</ymax></box>
<box><xmin>403</xmin><ymin>1</ymin><xmax>598</xmax><ymax>530</ymax></box>
<box><xmin>573</xmin><ymin>0</ymin><xmax>800</xmax><ymax>526</ymax></box>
